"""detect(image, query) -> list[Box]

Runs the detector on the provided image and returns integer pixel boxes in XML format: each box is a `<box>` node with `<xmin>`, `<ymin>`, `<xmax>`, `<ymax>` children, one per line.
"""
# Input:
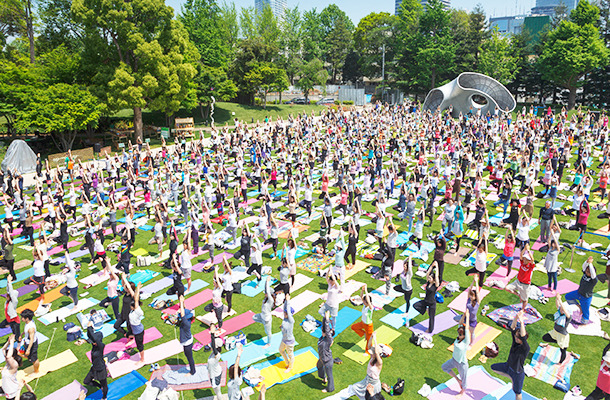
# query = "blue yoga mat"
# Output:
<box><xmin>247</xmin><ymin>190</ymin><xmax>260</xmax><ymax>197</ymax></box>
<box><xmin>241</xmin><ymin>278</ymin><xmax>277</xmax><ymax>297</ymax></box>
<box><xmin>248</xmin><ymin>347</ymin><xmax>319</xmax><ymax>389</ymax></box>
<box><xmin>489</xmin><ymin>212</ymin><xmax>507</xmax><ymax>225</ymax></box>
<box><xmin>221</xmin><ymin>332</ymin><xmax>296</xmax><ymax>366</ymax></box>
<box><xmin>138</xmin><ymin>224</ymin><xmax>153</xmax><ymax>231</ymax></box>
<box><xmin>13</xmin><ymin>231</ymin><xmax>49</xmax><ymax>245</ymax></box>
<box><xmin>86</xmin><ymin>370</ymin><xmax>147</xmax><ymax>400</ymax></box>
<box><xmin>380</xmin><ymin>302</ymin><xmax>420</xmax><ymax>330</ymax></box>
<box><xmin>274</xmin><ymin>246</ymin><xmax>309</xmax><ymax>259</ymax></box>
<box><xmin>310</xmin><ymin>307</ymin><xmax>361</xmax><ymax>339</ymax></box>
<box><xmin>396</xmin><ymin>231</ymin><xmax>412</xmax><ymax>246</ymax></box>
<box><xmin>150</xmin><ymin>279</ymin><xmax>207</xmax><ymax>304</ymax></box>
<box><xmin>113</xmin><ymin>270</ymin><xmax>157</xmax><ymax>291</ymax></box>
<box><xmin>0</xmin><ymin>267</ymin><xmax>35</xmax><ymax>288</ymax></box>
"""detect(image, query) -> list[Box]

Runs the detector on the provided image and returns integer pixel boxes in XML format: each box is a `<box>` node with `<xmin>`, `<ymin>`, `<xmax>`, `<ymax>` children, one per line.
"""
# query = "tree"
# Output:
<box><xmin>0</xmin><ymin>58</ymin><xmax>38</xmax><ymax>136</ymax></box>
<box><xmin>37</xmin><ymin>0</ymin><xmax>83</xmax><ymax>52</ymax></box>
<box><xmin>297</xmin><ymin>58</ymin><xmax>328</xmax><ymax>102</ymax></box>
<box><xmin>394</xmin><ymin>0</ymin><xmax>423</xmax><ymax>95</ymax></box>
<box><xmin>194</xmin><ymin>65</ymin><xmax>237</xmax><ymax>120</ymax></box>
<box><xmin>0</xmin><ymin>0</ymin><xmax>35</xmax><ymax>63</ymax></box>
<box><xmin>17</xmin><ymin>83</ymin><xmax>102</xmax><ymax>151</ymax></box>
<box><xmin>319</xmin><ymin>5</ymin><xmax>354</xmax><ymax>83</ymax></box>
<box><xmin>538</xmin><ymin>0</ymin><xmax>609</xmax><ymax>108</ymax></box>
<box><xmin>584</xmin><ymin>0</ymin><xmax>610</xmax><ymax>106</ymax></box>
<box><xmin>73</xmin><ymin>0</ymin><xmax>199</xmax><ymax>141</ymax></box>
<box><xmin>302</xmin><ymin>9</ymin><xmax>323</xmax><ymax>62</ymax></box>
<box><xmin>219</xmin><ymin>2</ymin><xmax>239</xmax><ymax>57</ymax></box>
<box><xmin>478</xmin><ymin>27</ymin><xmax>520</xmax><ymax>85</ymax></box>
<box><xmin>354</xmin><ymin>12</ymin><xmax>399</xmax><ymax>79</ymax></box>
<box><xmin>279</xmin><ymin>6</ymin><xmax>302</xmax><ymax>85</ymax></box>
<box><xmin>465</xmin><ymin>4</ymin><xmax>489</xmax><ymax>70</ymax></box>
<box><xmin>342</xmin><ymin>51</ymin><xmax>362</xmax><ymax>83</ymax></box>
<box><xmin>244</xmin><ymin>63</ymin><xmax>288</xmax><ymax>107</ymax></box>
<box><xmin>180</xmin><ymin>0</ymin><xmax>228</xmax><ymax>69</ymax></box>
<box><xmin>229</xmin><ymin>38</ymin><xmax>279</xmax><ymax>104</ymax></box>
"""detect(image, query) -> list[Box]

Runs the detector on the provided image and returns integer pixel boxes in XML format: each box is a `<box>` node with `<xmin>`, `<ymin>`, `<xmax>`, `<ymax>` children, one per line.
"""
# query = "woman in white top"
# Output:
<box><xmin>221</xmin><ymin>257</ymin><xmax>234</xmax><ymax>312</ymax></box>
<box><xmin>125</xmin><ymin>281</ymin><xmax>145</xmax><ymax>365</ymax></box>
<box><xmin>394</xmin><ymin>256</ymin><xmax>414</xmax><ymax>326</ymax></box>
<box><xmin>320</xmin><ymin>274</ymin><xmax>340</xmax><ymax>330</ymax></box>
<box><xmin>464</xmin><ymin>238</ymin><xmax>488</xmax><ymax>287</ymax></box>
<box><xmin>2</xmin><ymin>335</ymin><xmax>26</xmax><ymax>400</ymax></box>
<box><xmin>181</xmin><ymin>232</ymin><xmax>193</xmax><ymax>293</ymax></box>
<box><xmin>148</xmin><ymin>214</ymin><xmax>164</xmax><ymax>257</ymax></box>
<box><xmin>20</xmin><ymin>309</ymin><xmax>39</xmax><ymax>374</ymax></box>
<box><xmin>61</xmin><ymin>254</ymin><xmax>79</xmax><ymax>306</ymax></box>
<box><xmin>286</xmin><ymin>239</ymin><xmax>297</xmax><ymax>287</ymax></box>
<box><xmin>515</xmin><ymin>210</ymin><xmax>531</xmax><ymax>251</ymax></box>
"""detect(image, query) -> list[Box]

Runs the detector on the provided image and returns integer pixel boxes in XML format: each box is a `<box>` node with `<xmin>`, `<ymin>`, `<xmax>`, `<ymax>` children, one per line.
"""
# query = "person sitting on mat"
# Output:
<box><xmin>20</xmin><ymin>309</ymin><xmax>39</xmax><ymax>375</ymax></box>
<box><xmin>253</xmin><ymin>275</ymin><xmax>274</xmax><ymax>348</ymax></box>
<box><xmin>317</xmin><ymin>310</ymin><xmax>335</xmax><ymax>393</ymax></box>
<box><xmin>442</xmin><ymin>312</ymin><xmax>470</xmax><ymax>396</ymax></box>
<box><xmin>414</xmin><ymin>262</ymin><xmax>440</xmax><ymax>334</ymax></box>
<box><xmin>280</xmin><ymin>294</ymin><xmax>295</xmax><ymax>372</ymax></box>
<box><xmin>227</xmin><ymin>343</ymin><xmax>244</xmax><ymax>400</ymax></box>
<box><xmin>177</xmin><ymin>295</ymin><xmax>196</xmax><ymax>375</ymax></box>
<box><xmin>351</xmin><ymin>285</ymin><xmax>375</xmax><ymax>346</ymax></box>
<box><xmin>491</xmin><ymin>310</ymin><xmax>530</xmax><ymax>400</ymax></box>
<box><xmin>83</xmin><ymin>319</ymin><xmax>108</xmax><ymax>400</ymax></box>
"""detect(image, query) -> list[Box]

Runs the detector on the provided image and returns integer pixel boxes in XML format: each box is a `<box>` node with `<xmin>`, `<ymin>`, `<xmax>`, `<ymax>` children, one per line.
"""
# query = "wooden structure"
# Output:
<box><xmin>174</xmin><ymin>117</ymin><xmax>205</xmax><ymax>139</ymax></box>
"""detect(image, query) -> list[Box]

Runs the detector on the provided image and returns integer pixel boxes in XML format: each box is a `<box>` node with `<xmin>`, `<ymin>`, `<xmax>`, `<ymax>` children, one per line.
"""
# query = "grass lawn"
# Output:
<box><xmin>0</xmin><ymin>134</ymin><xmax>608</xmax><ymax>400</ymax></box>
<box><xmin>111</xmin><ymin>102</ymin><xmax>326</xmax><ymax>128</ymax></box>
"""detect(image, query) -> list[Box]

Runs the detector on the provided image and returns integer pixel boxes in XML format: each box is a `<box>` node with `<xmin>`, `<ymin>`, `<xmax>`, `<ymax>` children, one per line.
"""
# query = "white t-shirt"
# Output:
<box><xmin>475</xmin><ymin>250</ymin><xmax>487</xmax><ymax>272</ymax></box>
<box><xmin>517</xmin><ymin>221</ymin><xmax>530</xmax><ymax>241</ymax></box>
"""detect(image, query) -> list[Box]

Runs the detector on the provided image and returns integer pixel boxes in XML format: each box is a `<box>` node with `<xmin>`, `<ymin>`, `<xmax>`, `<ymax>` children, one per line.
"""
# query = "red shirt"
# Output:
<box><xmin>518</xmin><ymin>261</ymin><xmax>535</xmax><ymax>285</ymax></box>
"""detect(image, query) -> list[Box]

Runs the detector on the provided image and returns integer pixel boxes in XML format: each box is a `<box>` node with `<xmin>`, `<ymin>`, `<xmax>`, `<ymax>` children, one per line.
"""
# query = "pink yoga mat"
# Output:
<box><xmin>428</xmin><ymin>367</ymin><xmax>505</xmax><ymax>400</ymax></box>
<box><xmin>531</xmin><ymin>237</ymin><xmax>547</xmax><ymax>251</ymax></box>
<box><xmin>410</xmin><ymin>309</ymin><xmax>459</xmax><ymax>337</ymax></box>
<box><xmin>193</xmin><ymin>253</ymin><xmax>234</xmax><ymax>272</ymax></box>
<box><xmin>194</xmin><ymin>311</ymin><xmax>255</xmax><ymax>345</ymax></box>
<box><xmin>108</xmin><ymin>339</ymin><xmax>183</xmax><ymax>378</ymax></box>
<box><xmin>447</xmin><ymin>288</ymin><xmax>490</xmax><ymax>313</ymax></box>
<box><xmin>79</xmin><ymin>270</ymin><xmax>109</xmax><ymax>286</ymax></box>
<box><xmin>484</xmin><ymin>267</ymin><xmax>518</xmax><ymax>288</ymax></box>
<box><xmin>48</xmin><ymin>240</ymin><xmax>82</xmax><ymax>256</ymax></box>
<box><xmin>538</xmin><ymin>279</ymin><xmax>579</xmax><ymax>297</ymax></box>
<box><xmin>41</xmin><ymin>380</ymin><xmax>86</xmax><ymax>400</ymax></box>
<box><xmin>164</xmin><ymin>289</ymin><xmax>213</xmax><ymax>315</ymax></box>
<box><xmin>87</xmin><ymin>327</ymin><xmax>163</xmax><ymax>361</ymax></box>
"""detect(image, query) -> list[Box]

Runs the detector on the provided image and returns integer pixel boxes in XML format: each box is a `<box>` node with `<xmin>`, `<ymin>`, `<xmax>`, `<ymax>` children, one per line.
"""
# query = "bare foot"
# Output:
<box><xmin>285</xmin><ymin>366</ymin><xmax>292</xmax><ymax>373</ymax></box>
<box><xmin>263</xmin><ymin>343</ymin><xmax>271</xmax><ymax>349</ymax></box>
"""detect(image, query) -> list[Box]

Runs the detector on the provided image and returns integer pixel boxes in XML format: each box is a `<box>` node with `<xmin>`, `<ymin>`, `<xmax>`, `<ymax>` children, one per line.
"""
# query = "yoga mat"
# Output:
<box><xmin>538</xmin><ymin>279</ymin><xmax>579</xmax><ymax>297</ymax></box>
<box><xmin>278</xmin><ymin>224</ymin><xmax>309</xmax><ymax>239</ymax></box>
<box><xmin>222</xmin><ymin>332</ymin><xmax>298</xmax><ymax>366</ymax></box>
<box><xmin>0</xmin><ymin>331</ymin><xmax>49</xmax><ymax>363</ymax></box>
<box><xmin>297</xmin><ymin>254</ymin><xmax>333</xmax><ymax>274</ymax></box>
<box><xmin>528</xmin><ymin>344</ymin><xmax>579</xmax><ymax>388</ymax></box>
<box><xmin>192</xmin><ymin>252</ymin><xmax>234</xmax><ymax>271</ymax></box>
<box><xmin>379</xmin><ymin>302</ymin><xmax>420</xmax><ymax>330</ymax></box>
<box><xmin>38</xmin><ymin>297</ymin><xmax>99</xmax><ymax>325</ymax></box>
<box><xmin>107</xmin><ymin>339</ymin><xmax>183</xmax><ymax>378</ymax></box>
<box><xmin>291</xmin><ymin>273</ymin><xmax>313</xmax><ymax>292</ymax></box>
<box><xmin>445</xmin><ymin>246</ymin><xmax>471</xmax><ymax>265</ymax></box>
<box><xmin>151</xmin><ymin>279</ymin><xmax>207</xmax><ymax>304</ymax></box>
<box><xmin>240</xmin><ymin>277</ymin><xmax>277</xmax><ymax>297</ymax></box>
<box><xmin>487</xmin><ymin>304</ymin><xmax>543</xmax><ymax>327</ymax></box>
<box><xmin>149</xmin><ymin>362</ymin><xmax>228</xmax><ymax>391</ymax></box>
<box><xmin>344</xmin><ymin>260</ymin><xmax>370</xmax><ymax>280</ymax></box>
<box><xmin>311</xmin><ymin>306</ymin><xmax>361</xmax><ymax>338</ymax></box>
<box><xmin>369</xmin><ymin>289</ymin><xmax>398</xmax><ymax>309</ymax></box>
<box><xmin>567</xmin><ymin>305</ymin><xmax>606</xmax><ymax>336</ymax></box>
<box><xmin>131</xmin><ymin>248</ymin><xmax>149</xmax><ymax>257</ymax></box>
<box><xmin>17</xmin><ymin>284</ymin><xmax>67</xmax><ymax>313</ymax></box>
<box><xmin>163</xmin><ymin>289</ymin><xmax>213</xmax><ymax>315</ymax></box>
<box><xmin>427</xmin><ymin>365</ymin><xmax>506</xmax><ymax>400</ymax></box>
<box><xmin>320</xmin><ymin>280</ymin><xmax>364</xmax><ymax>304</ymax></box>
<box><xmin>19</xmin><ymin>349</ymin><xmax>78</xmax><ymax>383</ymax></box>
<box><xmin>80</xmin><ymin>270</ymin><xmax>109</xmax><ymax>287</ymax></box>
<box><xmin>85</xmin><ymin>371</ymin><xmax>147</xmax><ymax>400</ymax></box>
<box><xmin>447</xmin><ymin>322</ymin><xmax>503</xmax><ymax>360</ymax></box>
<box><xmin>194</xmin><ymin>311</ymin><xmax>255</xmax><ymax>345</ymax></box>
<box><xmin>87</xmin><ymin>327</ymin><xmax>163</xmax><ymax>361</ymax></box>
<box><xmin>482</xmin><ymin>384</ymin><xmax>539</xmax><ymax>400</ymax></box>
<box><xmin>47</xmin><ymin>240</ymin><xmax>81</xmax><ymax>256</ymax></box>
<box><xmin>0</xmin><ymin>267</ymin><xmax>35</xmax><ymax>288</ymax></box>
<box><xmin>592</xmin><ymin>289</ymin><xmax>610</xmax><ymax>308</ymax></box>
<box><xmin>250</xmin><ymin>347</ymin><xmax>319</xmax><ymax>390</ymax></box>
<box><xmin>0</xmin><ymin>284</ymin><xmax>38</xmax><ymax>298</ymax></box>
<box><xmin>483</xmin><ymin>267</ymin><xmax>518</xmax><ymax>289</ymax></box>
<box><xmin>41</xmin><ymin>380</ymin><xmax>86</xmax><ymax>400</ymax></box>
<box><xmin>140</xmin><ymin>276</ymin><xmax>174</xmax><ymax>294</ymax></box>
<box><xmin>272</xmin><ymin>290</ymin><xmax>322</xmax><ymax>319</ymax></box>
<box><xmin>197</xmin><ymin>308</ymin><xmax>236</xmax><ymax>325</ymax></box>
<box><xmin>410</xmin><ymin>309</ymin><xmax>460</xmax><ymax>338</ymax></box>
<box><xmin>448</xmin><ymin>289</ymin><xmax>491</xmax><ymax>313</ymax></box>
<box><xmin>343</xmin><ymin>325</ymin><xmax>401</xmax><ymax>365</ymax></box>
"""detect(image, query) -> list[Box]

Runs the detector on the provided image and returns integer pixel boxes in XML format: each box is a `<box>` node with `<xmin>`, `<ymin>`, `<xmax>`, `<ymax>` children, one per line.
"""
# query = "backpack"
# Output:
<box><xmin>392</xmin><ymin>378</ymin><xmax>405</xmax><ymax>395</ymax></box>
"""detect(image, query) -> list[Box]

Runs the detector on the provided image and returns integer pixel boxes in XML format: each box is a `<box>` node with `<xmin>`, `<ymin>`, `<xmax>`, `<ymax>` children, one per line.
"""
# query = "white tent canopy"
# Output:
<box><xmin>1</xmin><ymin>140</ymin><xmax>37</xmax><ymax>174</ymax></box>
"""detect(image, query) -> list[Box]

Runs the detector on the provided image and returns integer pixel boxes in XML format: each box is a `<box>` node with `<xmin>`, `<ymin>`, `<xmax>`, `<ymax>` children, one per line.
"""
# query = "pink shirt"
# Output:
<box><xmin>107</xmin><ymin>278</ymin><xmax>118</xmax><ymax>298</ymax></box>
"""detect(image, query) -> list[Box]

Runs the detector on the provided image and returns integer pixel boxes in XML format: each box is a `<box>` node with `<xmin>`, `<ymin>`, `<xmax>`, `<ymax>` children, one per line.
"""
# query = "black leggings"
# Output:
<box><xmin>114</xmin><ymin>315</ymin><xmax>132</xmax><ymax>337</ymax></box>
<box><xmin>344</xmin><ymin>247</ymin><xmax>356</xmax><ymax>265</ymax></box>
<box><xmin>0</xmin><ymin>319</ymin><xmax>20</xmax><ymax>338</ymax></box>
<box><xmin>2</xmin><ymin>259</ymin><xmax>15</xmax><ymax>281</ymax></box>
<box><xmin>264</xmin><ymin>237</ymin><xmax>278</xmax><ymax>255</ymax></box>
<box><xmin>465</xmin><ymin>267</ymin><xmax>486</xmax><ymax>287</ymax></box>
<box><xmin>394</xmin><ymin>286</ymin><xmax>412</xmax><ymax>310</ymax></box>
<box><xmin>183</xmin><ymin>343</ymin><xmax>196</xmax><ymax>374</ymax></box>
<box><xmin>542</xmin><ymin>333</ymin><xmax>567</xmax><ymax>363</ymax></box>
<box><xmin>234</xmin><ymin>249</ymin><xmax>250</xmax><ymax>270</ymax></box>
<box><xmin>247</xmin><ymin>263</ymin><xmax>262</xmax><ymax>278</ymax></box>
<box><xmin>222</xmin><ymin>290</ymin><xmax>233</xmax><ymax>311</ymax></box>
<box><xmin>587</xmin><ymin>387</ymin><xmax>610</xmax><ymax>400</ymax></box>
<box><xmin>84</xmin><ymin>369</ymin><xmax>108</xmax><ymax>399</ymax></box>
<box><xmin>99</xmin><ymin>296</ymin><xmax>120</xmax><ymax>320</ymax></box>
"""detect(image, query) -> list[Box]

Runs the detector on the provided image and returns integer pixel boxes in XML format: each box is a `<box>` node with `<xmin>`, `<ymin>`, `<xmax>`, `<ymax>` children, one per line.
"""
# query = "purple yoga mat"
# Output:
<box><xmin>141</xmin><ymin>276</ymin><xmax>173</xmax><ymax>294</ymax></box>
<box><xmin>409</xmin><ymin>309</ymin><xmax>460</xmax><ymax>338</ymax></box>
<box><xmin>0</xmin><ymin>284</ymin><xmax>38</xmax><ymax>299</ymax></box>
<box><xmin>0</xmin><ymin>327</ymin><xmax>12</xmax><ymax>337</ymax></box>
<box><xmin>193</xmin><ymin>252</ymin><xmax>234</xmax><ymax>272</ymax></box>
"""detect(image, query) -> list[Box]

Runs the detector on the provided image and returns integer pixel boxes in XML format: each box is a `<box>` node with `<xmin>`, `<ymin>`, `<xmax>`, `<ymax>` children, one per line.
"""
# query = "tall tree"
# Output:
<box><xmin>302</xmin><ymin>9</ymin><xmax>322</xmax><ymax>62</ymax></box>
<box><xmin>279</xmin><ymin>6</ymin><xmax>302</xmax><ymax>85</ymax></box>
<box><xmin>73</xmin><ymin>0</ymin><xmax>199</xmax><ymax>140</ymax></box>
<box><xmin>244</xmin><ymin>62</ymin><xmax>288</xmax><ymax>107</ymax></box>
<box><xmin>229</xmin><ymin>38</ymin><xmax>278</xmax><ymax>104</ymax></box>
<box><xmin>478</xmin><ymin>27</ymin><xmax>520</xmax><ymax>85</ymax></box>
<box><xmin>354</xmin><ymin>12</ymin><xmax>399</xmax><ymax>79</ymax></box>
<box><xmin>394</xmin><ymin>0</ymin><xmax>423</xmax><ymax>95</ymax></box>
<box><xmin>342</xmin><ymin>51</ymin><xmax>362</xmax><ymax>83</ymax></box>
<box><xmin>37</xmin><ymin>0</ymin><xmax>83</xmax><ymax>52</ymax></box>
<box><xmin>297</xmin><ymin>58</ymin><xmax>328</xmax><ymax>102</ymax></box>
<box><xmin>463</xmin><ymin>4</ymin><xmax>488</xmax><ymax>71</ymax></box>
<box><xmin>319</xmin><ymin>5</ymin><xmax>354</xmax><ymax>83</ymax></box>
<box><xmin>584</xmin><ymin>0</ymin><xmax>610</xmax><ymax>106</ymax></box>
<box><xmin>538</xmin><ymin>0</ymin><xmax>609</xmax><ymax>108</ymax></box>
<box><xmin>0</xmin><ymin>0</ymin><xmax>35</xmax><ymax>62</ymax></box>
<box><xmin>219</xmin><ymin>2</ymin><xmax>239</xmax><ymax>56</ymax></box>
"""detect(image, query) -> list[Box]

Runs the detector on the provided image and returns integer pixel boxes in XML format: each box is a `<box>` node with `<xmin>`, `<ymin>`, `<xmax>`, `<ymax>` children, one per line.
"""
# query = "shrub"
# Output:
<box><xmin>342</xmin><ymin>100</ymin><xmax>354</xmax><ymax>105</ymax></box>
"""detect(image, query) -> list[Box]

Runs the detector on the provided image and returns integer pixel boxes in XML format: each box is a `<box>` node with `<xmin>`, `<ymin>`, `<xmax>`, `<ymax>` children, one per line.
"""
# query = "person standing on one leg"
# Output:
<box><xmin>207</xmin><ymin>324</ymin><xmax>224</xmax><ymax>400</ymax></box>
<box><xmin>351</xmin><ymin>286</ymin><xmax>374</xmax><ymax>346</ymax></box>
<box><xmin>253</xmin><ymin>276</ymin><xmax>274</xmax><ymax>347</ymax></box>
<box><xmin>20</xmin><ymin>309</ymin><xmax>40</xmax><ymax>375</ymax></box>
<box><xmin>491</xmin><ymin>310</ymin><xmax>530</xmax><ymax>400</ymax></box>
<box><xmin>414</xmin><ymin>263</ymin><xmax>439</xmax><ymax>334</ymax></box>
<box><xmin>442</xmin><ymin>313</ymin><xmax>470</xmax><ymax>396</ymax></box>
<box><xmin>394</xmin><ymin>256</ymin><xmax>413</xmax><ymax>327</ymax></box>
<box><xmin>279</xmin><ymin>295</ymin><xmax>295</xmax><ymax>372</ymax></box>
<box><xmin>542</xmin><ymin>294</ymin><xmax>572</xmax><ymax>364</ymax></box>
<box><xmin>317</xmin><ymin>310</ymin><xmax>335</xmax><ymax>393</ymax></box>
<box><xmin>0</xmin><ymin>275</ymin><xmax>20</xmax><ymax>339</ymax></box>
<box><xmin>178</xmin><ymin>295</ymin><xmax>196</xmax><ymax>375</ymax></box>
<box><xmin>83</xmin><ymin>321</ymin><xmax>108</xmax><ymax>400</ymax></box>
<box><xmin>565</xmin><ymin>258</ymin><xmax>606</xmax><ymax>325</ymax></box>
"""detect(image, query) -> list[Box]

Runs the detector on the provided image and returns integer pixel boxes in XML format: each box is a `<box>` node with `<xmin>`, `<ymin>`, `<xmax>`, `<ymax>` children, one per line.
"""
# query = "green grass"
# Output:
<box><xmin>2</xmin><ymin>139</ymin><xmax>608</xmax><ymax>400</ymax></box>
<box><xmin>110</xmin><ymin>102</ymin><xmax>326</xmax><ymax>128</ymax></box>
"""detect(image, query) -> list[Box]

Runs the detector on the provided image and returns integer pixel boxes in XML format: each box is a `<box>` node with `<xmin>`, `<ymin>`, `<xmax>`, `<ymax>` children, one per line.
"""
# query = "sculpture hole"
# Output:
<box><xmin>471</xmin><ymin>94</ymin><xmax>488</xmax><ymax>107</ymax></box>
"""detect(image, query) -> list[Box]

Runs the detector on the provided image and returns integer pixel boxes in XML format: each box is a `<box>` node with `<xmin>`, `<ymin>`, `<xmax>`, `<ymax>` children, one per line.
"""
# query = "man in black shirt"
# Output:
<box><xmin>491</xmin><ymin>310</ymin><xmax>530</xmax><ymax>400</ymax></box>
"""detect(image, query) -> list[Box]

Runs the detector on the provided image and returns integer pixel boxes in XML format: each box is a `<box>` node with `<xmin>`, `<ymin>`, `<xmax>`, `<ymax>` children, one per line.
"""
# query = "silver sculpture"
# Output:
<box><xmin>422</xmin><ymin>72</ymin><xmax>516</xmax><ymax>117</ymax></box>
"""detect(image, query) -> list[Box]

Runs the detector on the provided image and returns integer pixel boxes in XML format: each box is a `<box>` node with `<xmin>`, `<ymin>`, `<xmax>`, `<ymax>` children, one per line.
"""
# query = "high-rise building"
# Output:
<box><xmin>531</xmin><ymin>0</ymin><xmax>577</xmax><ymax>16</ymax></box>
<box><xmin>395</xmin><ymin>0</ymin><xmax>451</xmax><ymax>15</ymax></box>
<box><xmin>489</xmin><ymin>15</ymin><xmax>525</xmax><ymax>36</ymax></box>
<box><xmin>255</xmin><ymin>0</ymin><xmax>287</xmax><ymax>19</ymax></box>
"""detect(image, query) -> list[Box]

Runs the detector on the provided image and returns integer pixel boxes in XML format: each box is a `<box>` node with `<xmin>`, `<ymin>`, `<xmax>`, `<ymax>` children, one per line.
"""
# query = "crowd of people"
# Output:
<box><xmin>0</xmin><ymin>102</ymin><xmax>608</xmax><ymax>400</ymax></box>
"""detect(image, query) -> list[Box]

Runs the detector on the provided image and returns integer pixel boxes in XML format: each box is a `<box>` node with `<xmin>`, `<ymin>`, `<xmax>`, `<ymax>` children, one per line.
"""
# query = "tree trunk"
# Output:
<box><xmin>568</xmin><ymin>87</ymin><xmax>577</xmax><ymax>110</ymax></box>
<box><xmin>26</xmin><ymin>0</ymin><xmax>35</xmax><ymax>64</ymax></box>
<box><xmin>133</xmin><ymin>107</ymin><xmax>143</xmax><ymax>142</ymax></box>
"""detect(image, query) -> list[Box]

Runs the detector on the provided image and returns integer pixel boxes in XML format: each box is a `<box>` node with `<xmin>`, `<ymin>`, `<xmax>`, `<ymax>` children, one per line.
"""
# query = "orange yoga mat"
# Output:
<box><xmin>18</xmin><ymin>284</ymin><xmax>67</xmax><ymax>313</ymax></box>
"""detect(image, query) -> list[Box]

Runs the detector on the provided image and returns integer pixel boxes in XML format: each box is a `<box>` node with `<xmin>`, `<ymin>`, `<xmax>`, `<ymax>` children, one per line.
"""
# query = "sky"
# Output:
<box><xmin>165</xmin><ymin>0</ymin><xmax>538</xmax><ymax>24</ymax></box>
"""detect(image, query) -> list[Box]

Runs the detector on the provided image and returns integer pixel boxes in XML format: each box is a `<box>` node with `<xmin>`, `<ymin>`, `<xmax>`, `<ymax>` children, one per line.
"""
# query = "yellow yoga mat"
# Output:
<box><xmin>447</xmin><ymin>322</ymin><xmax>502</xmax><ymax>360</ymax></box>
<box><xmin>256</xmin><ymin>348</ymin><xmax>318</xmax><ymax>391</ymax></box>
<box><xmin>132</xmin><ymin>248</ymin><xmax>149</xmax><ymax>257</ymax></box>
<box><xmin>345</xmin><ymin>260</ymin><xmax>370</xmax><ymax>280</ymax></box>
<box><xmin>18</xmin><ymin>284</ymin><xmax>67</xmax><ymax>313</ymax></box>
<box><xmin>19</xmin><ymin>349</ymin><xmax>78</xmax><ymax>383</ymax></box>
<box><xmin>343</xmin><ymin>325</ymin><xmax>401</xmax><ymax>365</ymax></box>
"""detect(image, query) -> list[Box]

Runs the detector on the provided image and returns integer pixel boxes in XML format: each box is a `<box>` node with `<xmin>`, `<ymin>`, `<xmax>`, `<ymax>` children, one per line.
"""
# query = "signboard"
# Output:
<box><xmin>160</xmin><ymin>128</ymin><xmax>170</xmax><ymax>139</ymax></box>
